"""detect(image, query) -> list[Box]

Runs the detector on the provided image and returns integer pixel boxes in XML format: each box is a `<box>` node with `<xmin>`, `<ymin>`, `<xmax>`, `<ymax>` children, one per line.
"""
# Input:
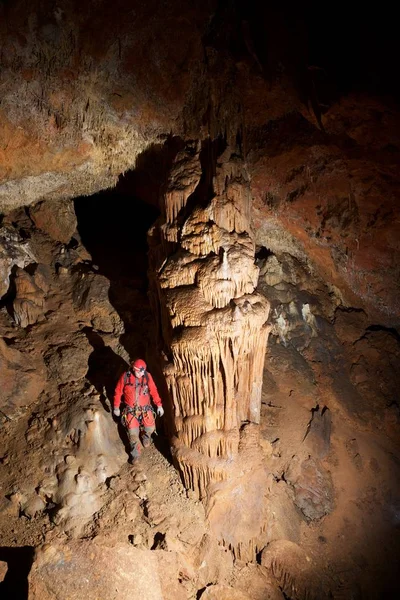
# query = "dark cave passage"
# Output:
<box><xmin>0</xmin><ymin>546</ymin><xmax>34</xmax><ymax>600</ymax></box>
<box><xmin>74</xmin><ymin>171</ymin><xmax>160</xmax><ymax>287</ymax></box>
<box><xmin>73</xmin><ymin>165</ymin><xmax>172</xmax><ymax>454</ymax></box>
<box><xmin>74</xmin><ymin>174</ymin><xmax>160</xmax><ymax>378</ymax></box>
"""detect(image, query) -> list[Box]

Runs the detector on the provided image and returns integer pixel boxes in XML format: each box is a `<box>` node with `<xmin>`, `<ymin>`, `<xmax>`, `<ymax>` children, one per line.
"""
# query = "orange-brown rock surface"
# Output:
<box><xmin>0</xmin><ymin>2</ymin><xmax>399</xmax><ymax>599</ymax></box>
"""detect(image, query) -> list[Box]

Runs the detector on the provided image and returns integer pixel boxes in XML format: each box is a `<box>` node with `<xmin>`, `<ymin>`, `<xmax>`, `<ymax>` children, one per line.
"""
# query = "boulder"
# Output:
<box><xmin>44</xmin><ymin>333</ymin><xmax>92</xmax><ymax>384</ymax></box>
<box><xmin>72</xmin><ymin>271</ymin><xmax>124</xmax><ymax>335</ymax></box>
<box><xmin>29</xmin><ymin>199</ymin><xmax>77</xmax><ymax>244</ymax></box>
<box><xmin>29</xmin><ymin>540</ymin><xmax>190</xmax><ymax>600</ymax></box>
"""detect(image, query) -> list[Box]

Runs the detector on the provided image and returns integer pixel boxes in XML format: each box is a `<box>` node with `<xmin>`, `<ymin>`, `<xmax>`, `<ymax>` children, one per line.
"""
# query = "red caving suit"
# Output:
<box><xmin>113</xmin><ymin>370</ymin><xmax>162</xmax><ymax>458</ymax></box>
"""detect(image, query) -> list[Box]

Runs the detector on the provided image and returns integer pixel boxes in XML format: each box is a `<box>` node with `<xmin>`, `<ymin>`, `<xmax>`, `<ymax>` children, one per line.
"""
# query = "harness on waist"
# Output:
<box><xmin>121</xmin><ymin>404</ymin><xmax>155</xmax><ymax>428</ymax></box>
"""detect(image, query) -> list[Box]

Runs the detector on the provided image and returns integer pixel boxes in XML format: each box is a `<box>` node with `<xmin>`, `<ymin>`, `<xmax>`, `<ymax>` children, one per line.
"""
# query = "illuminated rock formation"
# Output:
<box><xmin>24</xmin><ymin>391</ymin><xmax>125</xmax><ymax>535</ymax></box>
<box><xmin>13</xmin><ymin>267</ymin><xmax>46</xmax><ymax>328</ymax></box>
<box><xmin>149</xmin><ymin>143</ymin><xmax>271</xmax><ymax>559</ymax></box>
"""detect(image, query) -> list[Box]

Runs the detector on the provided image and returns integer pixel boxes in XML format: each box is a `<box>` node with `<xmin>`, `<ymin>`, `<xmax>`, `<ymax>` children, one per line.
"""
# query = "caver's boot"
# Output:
<box><xmin>142</xmin><ymin>425</ymin><xmax>155</xmax><ymax>448</ymax></box>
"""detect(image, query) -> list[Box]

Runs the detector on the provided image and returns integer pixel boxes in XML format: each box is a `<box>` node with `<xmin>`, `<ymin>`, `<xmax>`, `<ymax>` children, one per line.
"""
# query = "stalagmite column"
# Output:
<box><xmin>148</xmin><ymin>141</ymin><xmax>271</xmax><ymax>558</ymax></box>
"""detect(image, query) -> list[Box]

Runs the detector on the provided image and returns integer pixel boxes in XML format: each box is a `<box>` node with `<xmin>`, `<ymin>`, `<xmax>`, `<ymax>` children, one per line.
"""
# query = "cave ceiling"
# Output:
<box><xmin>1</xmin><ymin>0</ymin><xmax>399</xmax><ymax>324</ymax></box>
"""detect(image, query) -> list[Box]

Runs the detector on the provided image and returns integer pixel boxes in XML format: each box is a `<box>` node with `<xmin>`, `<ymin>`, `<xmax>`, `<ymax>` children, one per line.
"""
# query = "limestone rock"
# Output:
<box><xmin>72</xmin><ymin>271</ymin><xmax>124</xmax><ymax>335</ymax></box>
<box><xmin>13</xmin><ymin>268</ymin><xmax>46</xmax><ymax>328</ymax></box>
<box><xmin>270</xmin><ymin>300</ymin><xmax>319</xmax><ymax>349</ymax></box>
<box><xmin>0</xmin><ymin>226</ymin><xmax>36</xmax><ymax>298</ymax></box>
<box><xmin>37</xmin><ymin>399</ymin><xmax>125</xmax><ymax>534</ymax></box>
<box><xmin>0</xmin><ymin>338</ymin><xmax>45</xmax><ymax>417</ymax></box>
<box><xmin>303</xmin><ymin>407</ymin><xmax>331</xmax><ymax>459</ymax></box>
<box><xmin>193</xmin><ymin>533</ymin><xmax>234</xmax><ymax>590</ymax></box>
<box><xmin>0</xmin><ymin>560</ymin><xmax>7</xmax><ymax>582</ymax></box>
<box><xmin>230</xmin><ymin>563</ymin><xmax>285</xmax><ymax>600</ymax></box>
<box><xmin>259</xmin><ymin>253</ymin><xmax>310</xmax><ymax>289</ymax></box>
<box><xmin>261</xmin><ymin>540</ymin><xmax>329</xmax><ymax>600</ymax></box>
<box><xmin>163</xmin><ymin>141</ymin><xmax>202</xmax><ymax>223</ymax></box>
<box><xmin>29</xmin><ymin>540</ymin><xmax>195</xmax><ymax>600</ymax></box>
<box><xmin>44</xmin><ymin>333</ymin><xmax>92</xmax><ymax>384</ymax></box>
<box><xmin>150</xmin><ymin>146</ymin><xmax>271</xmax><ymax>561</ymax></box>
<box><xmin>333</xmin><ymin>308</ymin><xmax>368</xmax><ymax>344</ymax></box>
<box><xmin>21</xmin><ymin>494</ymin><xmax>46</xmax><ymax>519</ymax></box>
<box><xmin>350</xmin><ymin>329</ymin><xmax>400</xmax><ymax>420</ymax></box>
<box><xmin>29</xmin><ymin>541</ymin><xmax>165</xmax><ymax>600</ymax></box>
<box><xmin>206</xmin><ymin>425</ymin><xmax>271</xmax><ymax>563</ymax></box>
<box><xmin>285</xmin><ymin>456</ymin><xmax>334</xmax><ymax>520</ymax></box>
<box><xmin>200</xmin><ymin>586</ymin><xmax>253</xmax><ymax>600</ymax></box>
<box><xmin>29</xmin><ymin>199</ymin><xmax>77</xmax><ymax>244</ymax></box>
<box><xmin>266</xmin><ymin>480</ymin><xmax>303</xmax><ymax>544</ymax></box>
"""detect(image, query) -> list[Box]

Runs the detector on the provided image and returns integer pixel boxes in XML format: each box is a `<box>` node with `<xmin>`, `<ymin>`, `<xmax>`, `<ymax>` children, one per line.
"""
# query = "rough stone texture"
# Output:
<box><xmin>35</xmin><ymin>396</ymin><xmax>125</xmax><ymax>534</ymax></box>
<box><xmin>265</xmin><ymin>480</ymin><xmax>304</xmax><ymax>545</ymax></box>
<box><xmin>0</xmin><ymin>0</ymin><xmax>214</xmax><ymax>212</ymax></box>
<box><xmin>200</xmin><ymin>586</ymin><xmax>254</xmax><ymax>600</ymax></box>
<box><xmin>261</xmin><ymin>540</ymin><xmax>329</xmax><ymax>600</ymax></box>
<box><xmin>206</xmin><ymin>425</ymin><xmax>271</xmax><ymax>562</ymax></box>
<box><xmin>0</xmin><ymin>2</ymin><xmax>398</xmax><ymax>328</ymax></box>
<box><xmin>29</xmin><ymin>541</ymin><xmax>172</xmax><ymax>600</ymax></box>
<box><xmin>13</xmin><ymin>267</ymin><xmax>46</xmax><ymax>328</ymax></box>
<box><xmin>0</xmin><ymin>226</ymin><xmax>37</xmax><ymax>298</ymax></box>
<box><xmin>251</xmin><ymin>104</ymin><xmax>400</xmax><ymax>324</ymax></box>
<box><xmin>230</xmin><ymin>564</ymin><xmax>285</xmax><ymax>600</ymax></box>
<box><xmin>0</xmin><ymin>5</ymin><xmax>399</xmax><ymax>599</ymax></box>
<box><xmin>43</xmin><ymin>332</ymin><xmax>92</xmax><ymax>384</ymax></box>
<box><xmin>71</xmin><ymin>271</ymin><xmax>124</xmax><ymax>335</ymax></box>
<box><xmin>303</xmin><ymin>406</ymin><xmax>331</xmax><ymax>460</ymax></box>
<box><xmin>0</xmin><ymin>196</ymin><xmax>399</xmax><ymax>599</ymax></box>
<box><xmin>285</xmin><ymin>456</ymin><xmax>335</xmax><ymax>521</ymax></box>
<box><xmin>0</xmin><ymin>560</ymin><xmax>7</xmax><ymax>581</ymax></box>
<box><xmin>29</xmin><ymin>198</ymin><xmax>77</xmax><ymax>244</ymax></box>
<box><xmin>0</xmin><ymin>337</ymin><xmax>45</xmax><ymax>417</ymax></box>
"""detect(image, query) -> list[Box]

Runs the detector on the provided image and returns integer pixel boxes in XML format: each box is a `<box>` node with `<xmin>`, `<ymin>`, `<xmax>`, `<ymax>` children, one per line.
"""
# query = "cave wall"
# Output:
<box><xmin>1</xmin><ymin>0</ymin><xmax>399</xmax><ymax>324</ymax></box>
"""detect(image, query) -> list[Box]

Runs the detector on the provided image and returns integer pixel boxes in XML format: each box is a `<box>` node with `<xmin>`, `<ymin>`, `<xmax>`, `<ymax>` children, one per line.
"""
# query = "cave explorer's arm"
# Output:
<box><xmin>148</xmin><ymin>373</ymin><xmax>162</xmax><ymax>407</ymax></box>
<box><xmin>113</xmin><ymin>374</ymin><xmax>125</xmax><ymax>410</ymax></box>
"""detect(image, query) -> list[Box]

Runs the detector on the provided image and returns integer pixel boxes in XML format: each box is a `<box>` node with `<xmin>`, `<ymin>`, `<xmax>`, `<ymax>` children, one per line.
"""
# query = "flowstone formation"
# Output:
<box><xmin>149</xmin><ymin>143</ymin><xmax>271</xmax><ymax>559</ymax></box>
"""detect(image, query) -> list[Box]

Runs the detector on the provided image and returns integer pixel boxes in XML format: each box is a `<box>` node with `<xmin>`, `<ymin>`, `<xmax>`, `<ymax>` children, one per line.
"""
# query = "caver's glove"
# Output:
<box><xmin>113</xmin><ymin>408</ymin><xmax>121</xmax><ymax>417</ymax></box>
<box><xmin>157</xmin><ymin>406</ymin><xmax>164</xmax><ymax>417</ymax></box>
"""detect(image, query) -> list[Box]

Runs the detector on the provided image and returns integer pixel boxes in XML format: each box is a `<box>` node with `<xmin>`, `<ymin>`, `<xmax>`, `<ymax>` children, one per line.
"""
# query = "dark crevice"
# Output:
<box><xmin>178</xmin><ymin>135</ymin><xmax>227</xmax><ymax>228</ymax></box>
<box><xmin>0</xmin><ymin>546</ymin><xmax>35</xmax><ymax>600</ymax></box>
<box><xmin>196</xmin><ymin>584</ymin><xmax>213</xmax><ymax>599</ymax></box>
<box><xmin>73</xmin><ymin>138</ymin><xmax>183</xmax><ymax>465</ymax></box>
<box><xmin>151</xmin><ymin>532</ymin><xmax>165</xmax><ymax>550</ymax></box>
<box><xmin>365</xmin><ymin>324</ymin><xmax>400</xmax><ymax>343</ymax></box>
<box><xmin>255</xmin><ymin>246</ymin><xmax>273</xmax><ymax>261</ymax></box>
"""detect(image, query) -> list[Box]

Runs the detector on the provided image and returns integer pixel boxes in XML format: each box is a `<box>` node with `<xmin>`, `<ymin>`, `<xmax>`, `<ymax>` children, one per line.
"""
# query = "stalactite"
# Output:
<box><xmin>163</xmin><ymin>143</ymin><xmax>202</xmax><ymax>224</ymax></box>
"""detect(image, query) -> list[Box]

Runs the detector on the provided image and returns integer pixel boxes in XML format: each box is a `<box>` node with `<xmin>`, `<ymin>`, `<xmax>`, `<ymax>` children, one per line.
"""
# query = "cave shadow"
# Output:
<box><xmin>83</xmin><ymin>328</ymin><xmax>128</xmax><ymax>410</ymax></box>
<box><xmin>0</xmin><ymin>546</ymin><xmax>34</xmax><ymax>600</ymax></box>
<box><xmin>74</xmin><ymin>138</ymin><xmax>185</xmax><ymax>464</ymax></box>
<box><xmin>83</xmin><ymin>328</ymin><xmax>132</xmax><ymax>458</ymax></box>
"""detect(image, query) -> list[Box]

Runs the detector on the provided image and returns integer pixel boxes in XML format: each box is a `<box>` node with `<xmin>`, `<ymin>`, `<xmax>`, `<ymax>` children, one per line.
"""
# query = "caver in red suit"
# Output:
<box><xmin>113</xmin><ymin>359</ymin><xmax>164</xmax><ymax>463</ymax></box>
